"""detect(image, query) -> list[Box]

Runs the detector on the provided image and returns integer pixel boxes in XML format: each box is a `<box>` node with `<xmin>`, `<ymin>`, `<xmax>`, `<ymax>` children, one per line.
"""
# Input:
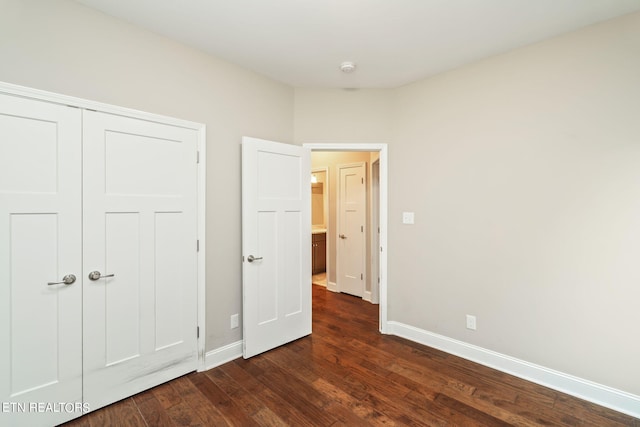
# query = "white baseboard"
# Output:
<box><xmin>202</xmin><ymin>340</ymin><xmax>243</xmax><ymax>371</ymax></box>
<box><xmin>363</xmin><ymin>291</ymin><xmax>372</xmax><ymax>302</ymax></box>
<box><xmin>327</xmin><ymin>281</ymin><xmax>338</xmax><ymax>292</ymax></box>
<box><xmin>387</xmin><ymin>321</ymin><xmax>640</xmax><ymax>419</ymax></box>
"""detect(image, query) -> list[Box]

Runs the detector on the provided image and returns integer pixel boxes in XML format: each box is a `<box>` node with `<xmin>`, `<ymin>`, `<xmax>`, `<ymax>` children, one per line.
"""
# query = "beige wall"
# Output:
<box><xmin>0</xmin><ymin>0</ymin><xmax>294</xmax><ymax>351</ymax></box>
<box><xmin>295</xmin><ymin>88</ymin><xmax>393</xmax><ymax>143</ymax></box>
<box><xmin>298</xmin><ymin>13</ymin><xmax>640</xmax><ymax>395</ymax></box>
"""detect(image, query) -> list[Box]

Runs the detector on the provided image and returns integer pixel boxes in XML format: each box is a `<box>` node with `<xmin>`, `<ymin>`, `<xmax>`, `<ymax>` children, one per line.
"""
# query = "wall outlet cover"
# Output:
<box><xmin>230</xmin><ymin>313</ymin><xmax>239</xmax><ymax>329</ymax></box>
<box><xmin>402</xmin><ymin>212</ymin><xmax>415</xmax><ymax>224</ymax></box>
<box><xmin>466</xmin><ymin>315</ymin><xmax>477</xmax><ymax>330</ymax></box>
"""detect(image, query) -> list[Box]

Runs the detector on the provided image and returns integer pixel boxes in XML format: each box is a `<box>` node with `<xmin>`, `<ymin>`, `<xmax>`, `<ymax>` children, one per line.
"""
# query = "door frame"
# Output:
<box><xmin>0</xmin><ymin>81</ymin><xmax>208</xmax><ymax>371</ymax></box>
<box><xmin>311</xmin><ymin>167</ymin><xmax>330</xmax><ymax>283</ymax></box>
<box><xmin>370</xmin><ymin>159</ymin><xmax>380</xmax><ymax>304</ymax></box>
<box><xmin>304</xmin><ymin>143</ymin><xmax>388</xmax><ymax>334</ymax></box>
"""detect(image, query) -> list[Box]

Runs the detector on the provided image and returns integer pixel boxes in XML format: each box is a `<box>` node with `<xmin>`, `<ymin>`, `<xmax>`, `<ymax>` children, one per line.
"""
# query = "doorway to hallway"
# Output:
<box><xmin>306</xmin><ymin>144</ymin><xmax>388</xmax><ymax>333</ymax></box>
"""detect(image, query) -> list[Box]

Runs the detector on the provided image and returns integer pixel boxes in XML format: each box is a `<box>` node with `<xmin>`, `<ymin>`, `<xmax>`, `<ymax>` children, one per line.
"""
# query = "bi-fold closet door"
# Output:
<box><xmin>0</xmin><ymin>91</ymin><xmax>199</xmax><ymax>426</ymax></box>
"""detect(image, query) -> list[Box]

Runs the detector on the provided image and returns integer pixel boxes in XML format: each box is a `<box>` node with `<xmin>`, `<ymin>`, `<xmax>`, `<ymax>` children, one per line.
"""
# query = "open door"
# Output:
<box><xmin>242</xmin><ymin>137</ymin><xmax>311</xmax><ymax>358</ymax></box>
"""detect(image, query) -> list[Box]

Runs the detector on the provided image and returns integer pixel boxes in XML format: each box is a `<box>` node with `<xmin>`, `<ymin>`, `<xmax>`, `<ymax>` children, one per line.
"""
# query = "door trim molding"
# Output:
<box><xmin>304</xmin><ymin>143</ymin><xmax>389</xmax><ymax>334</ymax></box>
<box><xmin>197</xmin><ymin>123</ymin><xmax>207</xmax><ymax>371</ymax></box>
<box><xmin>369</xmin><ymin>159</ymin><xmax>381</xmax><ymax>305</ymax></box>
<box><xmin>0</xmin><ymin>80</ymin><xmax>207</xmax><ymax>371</ymax></box>
<box><xmin>0</xmin><ymin>81</ymin><xmax>203</xmax><ymax>129</ymax></box>
<box><xmin>311</xmin><ymin>166</ymin><xmax>329</xmax><ymax>283</ymax></box>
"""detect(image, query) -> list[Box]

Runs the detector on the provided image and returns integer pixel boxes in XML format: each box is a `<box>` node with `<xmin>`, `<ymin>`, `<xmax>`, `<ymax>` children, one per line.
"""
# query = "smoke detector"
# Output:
<box><xmin>340</xmin><ymin>62</ymin><xmax>356</xmax><ymax>73</ymax></box>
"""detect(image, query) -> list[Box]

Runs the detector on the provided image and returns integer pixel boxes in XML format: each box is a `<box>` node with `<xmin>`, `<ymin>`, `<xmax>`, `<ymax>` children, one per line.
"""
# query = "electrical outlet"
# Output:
<box><xmin>230</xmin><ymin>313</ymin><xmax>239</xmax><ymax>329</ymax></box>
<box><xmin>466</xmin><ymin>315</ymin><xmax>476</xmax><ymax>330</ymax></box>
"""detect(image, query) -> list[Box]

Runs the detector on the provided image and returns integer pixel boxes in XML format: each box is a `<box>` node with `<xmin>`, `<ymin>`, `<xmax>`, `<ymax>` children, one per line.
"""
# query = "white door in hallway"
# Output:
<box><xmin>82</xmin><ymin>111</ymin><xmax>199</xmax><ymax>410</ymax></box>
<box><xmin>242</xmin><ymin>137</ymin><xmax>311</xmax><ymax>358</ymax></box>
<box><xmin>0</xmin><ymin>94</ymin><xmax>83</xmax><ymax>426</ymax></box>
<box><xmin>337</xmin><ymin>163</ymin><xmax>366</xmax><ymax>297</ymax></box>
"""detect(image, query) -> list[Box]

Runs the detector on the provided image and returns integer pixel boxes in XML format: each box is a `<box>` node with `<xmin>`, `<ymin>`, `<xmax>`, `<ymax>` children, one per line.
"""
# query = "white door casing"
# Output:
<box><xmin>370</xmin><ymin>159</ymin><xmax>380</xmax><ymax>304</ymax></box>
<box><xmin>0</xmin><ymin>94</ymin><xmax>83</xmax><ymax>426</ymax></box>
<box><xmin>82</xmin><ymin>111</ymin><xmax>199</xmax><ymax>410</ymax></box>
<box><xmin>337</xmin><ymin>163</ymin><xmax>366</xmax><ymax>297</ymax></box>
<box><xmin>242</xmin><ymin>137</ymin><xmax>311</xmax><ymax>359</ymax></box>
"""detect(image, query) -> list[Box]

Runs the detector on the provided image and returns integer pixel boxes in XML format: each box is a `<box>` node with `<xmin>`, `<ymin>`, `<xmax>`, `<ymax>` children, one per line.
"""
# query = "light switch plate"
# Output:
<box><xmin>402</xmin><ymin>212</ymin><xmax>415</xmax><ymax>224</ymax></box>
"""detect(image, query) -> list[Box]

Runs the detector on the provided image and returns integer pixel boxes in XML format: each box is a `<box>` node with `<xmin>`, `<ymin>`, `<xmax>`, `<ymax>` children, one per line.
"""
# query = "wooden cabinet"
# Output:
<box><xmin>312</xmin><ymin>232</ymin><xmax>326</xmax><ymax>274</ymax></box>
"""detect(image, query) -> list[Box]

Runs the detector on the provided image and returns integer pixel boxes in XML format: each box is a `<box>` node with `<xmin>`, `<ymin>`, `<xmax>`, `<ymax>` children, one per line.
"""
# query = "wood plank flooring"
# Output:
<box><xmin>63</xmin><ymin>285</ymin><xmax>639</xmax><ymax>426</ymax></box>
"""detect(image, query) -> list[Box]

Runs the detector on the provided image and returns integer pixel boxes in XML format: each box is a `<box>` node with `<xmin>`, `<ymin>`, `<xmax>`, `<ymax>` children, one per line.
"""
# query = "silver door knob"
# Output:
<box><xmin>339</xmin><ymin>234</ymin><xmax>347</xmax><ymax>239</ymax></box>
<box><xmin>88</xmin><ymin>271</ymin><xmax>115</xmax><ymax>281</ymax></box>
<box><xmin>247</xmin><ymin>255</ymin><xmax>263</xmax><ymax>263</ymax></box>
<box><xmin>48</xmin><ymin>274</ymin><xmax>76</xmax><ymax>286</ymax></box>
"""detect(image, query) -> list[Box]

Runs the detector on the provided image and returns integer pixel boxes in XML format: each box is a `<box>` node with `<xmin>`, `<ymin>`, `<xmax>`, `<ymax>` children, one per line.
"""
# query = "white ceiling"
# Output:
<box><xmin>76</xmin><ymin>0</ymin><xmax>640</xmax><ymax>88</ymax></box>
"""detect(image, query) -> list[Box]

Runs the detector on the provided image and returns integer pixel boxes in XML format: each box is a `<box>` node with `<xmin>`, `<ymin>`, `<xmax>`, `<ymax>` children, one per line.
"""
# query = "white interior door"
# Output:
<box><xmin>82</xmin><ymin>111</ymin><xmax>199</xmax><ymax>410</ymax></box>
<box><xmin>242</xmin><ymin>137</ymin><xmax>311</xmax><ymax>358</ymax></box>
<box><xmin>337</xmin><ymin>163</ymin><xmax>366</xmax><ymax>297</ymax></box>
<box><xmin>0</xmin><ymin>94</ymin><xmax>83</xmax><ymax>426</ymax></box>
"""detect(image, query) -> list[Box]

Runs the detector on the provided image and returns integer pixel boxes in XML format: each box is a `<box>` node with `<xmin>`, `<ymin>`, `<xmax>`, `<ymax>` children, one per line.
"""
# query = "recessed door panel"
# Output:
<box><xmin>105</xmin><ymin>131</ymin><xmax>183</xmax><ymax>196</ymax></box>
<box><xmin>155</xmin><ymin>212</ymin><xmax>186</xmax><ymax>350</ymax></box>
<box><xmin>105</xmin><ymin>212</ymin><xmax>141</xmax><ymax>366</ymax></box>
<box><xmin>257</xmin><ymin>211</ymin><xmax>278</xmax><ymax>325</ymax></box>
<box><xmin>258</xmin><ymin>151</ymin><xmax>301</xmax><ymax>200</ymax></box>
<box><xmin>0</xmin><ymin>115</ymin><xmax>57</xmax><ymax>194</ymax></box>
<box><xmin>283</xmin><ymin>211</ymin><xmax>302</xmax><ymax>316</ymax></box>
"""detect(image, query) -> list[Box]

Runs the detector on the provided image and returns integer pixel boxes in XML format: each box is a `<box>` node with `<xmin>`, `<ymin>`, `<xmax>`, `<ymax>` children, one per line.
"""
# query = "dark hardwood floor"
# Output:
<box><xmin>64</xmin><ymin>285</ymin><xmax>638</xmax><ymax>426</ymax></box>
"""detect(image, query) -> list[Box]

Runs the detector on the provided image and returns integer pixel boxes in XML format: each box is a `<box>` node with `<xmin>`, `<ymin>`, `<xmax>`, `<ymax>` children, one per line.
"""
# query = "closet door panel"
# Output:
<box><xmin>82</xmin><ymin>111</ymin><xmax>198</xmax><ymax>411</ymax></box>
<box><xmin>0</xmin><ymin>94</ymin><xmax>82</xmax><ymax>427</ymax></box>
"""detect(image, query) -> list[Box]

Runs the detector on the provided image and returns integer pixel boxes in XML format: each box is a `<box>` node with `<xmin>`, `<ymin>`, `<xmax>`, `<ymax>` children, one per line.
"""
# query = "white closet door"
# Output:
<box><xmin>82</xmin><ymin>111</ymin><xmax>198</xmax><ymax>410</ymax></box>
<box><xmin>0</xmin><ymin>94</ymin><xmax>82</xmax><ymax>426</ymax></box>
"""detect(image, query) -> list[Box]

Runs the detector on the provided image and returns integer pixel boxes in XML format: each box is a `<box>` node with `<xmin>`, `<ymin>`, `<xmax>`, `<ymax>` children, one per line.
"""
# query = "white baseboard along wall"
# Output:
<box><xmin>202</xmin><ymin>323</ymin><xmax>640</xmax><ymax>418</ymax></box>
<box><xmin>387</xmin><ymin>321</ymin><xmax>640</xmax><ymax>419</ymax></box>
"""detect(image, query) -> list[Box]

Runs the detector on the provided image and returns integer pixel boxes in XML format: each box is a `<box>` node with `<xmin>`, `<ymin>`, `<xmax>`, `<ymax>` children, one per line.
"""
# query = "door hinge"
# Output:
<box><xmin>361</xmin><ymin>225</ymin><xmax>363</xmax><ymax>232</ymax></box>
<box><xmin>378</xmin><ymin>277</ymin><xmax>380</xmax><ymax>284</ymax></box>
<box><xmin>361</xmin><ymin>273</ymin><xmax>363</xmax><ymax>280</ymax></box>
<box><xmin>197</xmin><ymin>240</ymin><xmax>200</xmax><ymax>252</ymax></box>
<box><xmin>197</xmin><ymin>151</ymin><xmax>200</xmax><ymax>163</ymax></box>
<box><xmin>361</xmin><ymin>177</ymin><xmax>364</xmax><ymax>184</ymax></box>
<box><xmin>197</xmin><ymin>326</ymin><xmax>200</xmax><ymax>338</ymax></box>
